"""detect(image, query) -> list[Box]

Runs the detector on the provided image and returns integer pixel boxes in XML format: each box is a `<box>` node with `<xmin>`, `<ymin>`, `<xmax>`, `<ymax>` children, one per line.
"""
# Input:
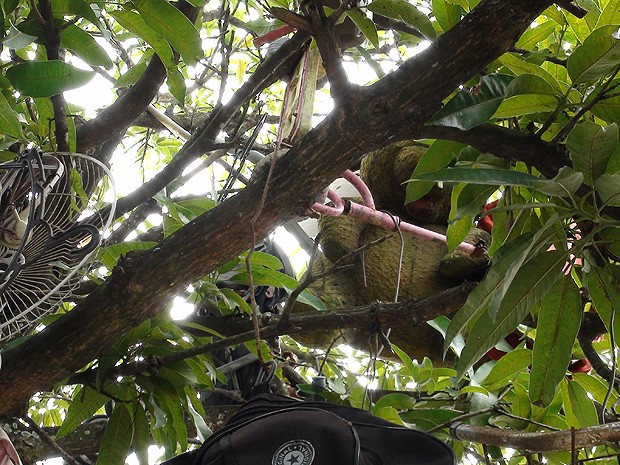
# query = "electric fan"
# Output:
<box><xmin>0</xmin><ymin>148</ymin><xmax>115</xmax><ymax>343</ymax></box>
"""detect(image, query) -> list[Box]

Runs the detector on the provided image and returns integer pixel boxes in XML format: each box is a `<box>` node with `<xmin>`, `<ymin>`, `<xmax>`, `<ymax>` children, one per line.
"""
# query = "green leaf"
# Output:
<box><xmin>162</xmin><ymin>394</ymin><xmax>188</xmax><ymax>452</ymax></box>
<box><xmin>456</xmin><ymin>250</ymin><xmax>568</xmax><ymax>377</ymax></box>
<box><xmin>60</xmin><ymin>25</ymin><xmax>113</xmax><ymax>68</ymax></box>
<box><xmin>134</xmin><ymin>0</ymin><xmax>203</xmax><ymax>65</ymax></box>
<box><xmin>115</xmin><ymin>62</ymin><xmax>148</xmax><ymax>88</ymax></box>
<box><xmin>590</xmin><ymin>89</ymin><xmax>620</xmax><ymax>125</ymax></box>
<box><xmin>597</xmin><ymin>0</ymin><xmax>620</xmax><ymax>28</ymax></box>
<box><xmin>481</xmin><ymin>348</ymin><xmax>532</xmax><ymax>390</ymax></box>
<box><xmin>99</xmin><ymin>241</ymin><xmax>157</xmax><ymax>269</ymax></box>
<box><xmin>565</xmin><ymin>0</ymin><xmax>599</xmax><ymax>43</ymax></box>
<box><xmin>595</xmin><ymin>172</ymin><xmax>620</xmax><ymax>206</ymax></box>
<box><xmin>492</xmin><ymin>245</ymin><xmax>567</xmax><ymax>319</ymax></box>
<box><xmin>366</xmin><ymin>0</ymin><xmax>436</xmax><ymax>40</ymax></box>
<box><xmin>568</xmin><ymin>25</ymin><xmax>620</xmax><ymax>83</ymax></box>
<box><xmin>2</xmin><ymin>21</ymin><xmax>36</xmax><ymax>50</ymax></box>
<box><xmin>431</xmin><ymin>0</ymin><xmax>461</xmax><ymax>32</ymax></box>
<box><xmin>444</xmin><ymin>234</ymin><xmax>534</xmax><ymax>352</ymax></box>
<box><xmin>399</xmin><ymin>408</ymin><xmax>462</xmax><ymax>430</ymax></box>
<box><xmin>529</xmin><ymin>276</ymin><xmax>581</xmax><ymax>407</ymax></box>
<box><xmin>96</xmin><ymin>403</ymin><xmax>133</xmax><ymax>465</ymax></box>
<box><xmin>185</xmin><ymin>388</ymin><xmax>212</xmax><ymax>441</ymax></box>
<box><xmin>242</xmin><ymin>250</ymin><xmax>284</xmax><ymax>270</ymax></box>
<box><xmin>167</xmin><ymin>67</ymin><xmax>187</xmax><ymax>104</ymax></box>
<box><xmin>515</xmin><ymin>20</ymin><xmax>557</xmax><ymax>50</ymax></box>
<box><xmin>6</xmin><ymin>61</ymin><xmax>95</xmax><ymax>98</ymax></box>
<box><xmin>405</xmin><ymin>139</ymin><xmax>463</xmax><ymax>203</ymax></box>
<box><xmin>0</xmin><ymin>92</ymin><xmax>23</xmax><ymax>138</ymax></box>
<box><xmin>561</xmin><ymin>379</ymin><xmax>599</xmax><ymax>428</ymax></box>
<box><xmin>446</xmin><ymin>214</ymin><xmax>472</xmax><ymax>253</ymax></box>
<box><xmin>572</xmin><ymin>372</ymin><xmax>618</xmax><ymax>406</ymax></box>
<box><xmin>110</xmin><ymin>10</ymin><xmax>175</xmax><ymax>68</ymax></box>
<box><xmin>585</xmin><ymin>264</ymin><xmax>620</xmax><ymax>344</ymax></box>
<box><xmin>412</xmin><ymin>167</ymin><xmax>539</xmax><ymax>186</ymax></box>
<box><xmin>6</xmin><ymin>60</ymin><xmax>95</xmax><ymax>97</ymax></box>
<box><xmin>96</xmin><ymin>337</ymin><xmax>130</xmax><ymax>390</ymax></box>
<box><xmin>492</xmin><ymin>94</ymin><xmax>558</xmax><ymax>118</ymax></box>
<box><xmin>505</xmin><ymin>74</ymin><xmax>558</xmax><ymax>98</ymax></box>
<box><xmin>533</xmin><ymin>167</ymin><xmax>584</xmax><ymax>197</ymax></box>
<box><xmin>52</xmin><ymin>0</ymin><xmax>101</xmax><ymax>27</ymax></box>
<box><xmin>133</xmin><ymin>402</ymin><xmax>150</xmax><ymax>465</ymax></box>
<box><xmin>231</xmin><ymin>268</ymin><xmax>325</xmax><ymax>311</ymax></box>
<box><xmin>56</xmin><ymin>387</ymin><xmax>109</xmax><ymax>439</ymax></box>
<box><xmin>509</xmin><ymin>383</ymin><xmax>533</xmax><ymax>427</ymax></box>
<box><xmin>567</xmin><ymin>122</ymin><xmax>618</xmax><ymax>186</ymax></box>
<box><xmin>219</xmin><ymin>287</ymin><xmax>252</xmax><ymax>314</ymax></box>
<box><xmin>428</xmin><ymin>74</ymin><xmax>513</xmax><ymax>130</ymax></box>
<box><xmin>3</xmin><ymin>0</ymin><xmax>20</xmax><ymax>16</ymax></box>
<box><xmin>373</xmin><ymin>393</ymin><xmax>416</xmax><ymax>413</ymax></box>
<box><xmin>347</xmin><ymin>9</ymin><xmax>379</xmax><ymax>49</ymax></box>
<box><xmin>498</xmin><ymin>53</ymin><xmax>562</xmax><ymax>91</ymax></box>
<box><xmin>449</xmin><ymin>182</ymin><xmax>496</xmax><ymax>223</ymax></box>
<box><xmin>391</xmin><ymin>343</ymin><xmax>416</xmax><ymax>376</ymax></box>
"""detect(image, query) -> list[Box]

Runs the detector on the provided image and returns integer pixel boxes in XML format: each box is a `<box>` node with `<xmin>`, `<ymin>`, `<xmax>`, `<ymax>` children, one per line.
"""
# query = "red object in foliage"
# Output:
<box><xmin>253</xmin><ymin>25</ymin><xmax>296</xmax><ymax>47</ymax></box>
<box><xmin>568</xmin><ymin>358</ymin><xmax>592</xmax><ymax>374</ymax></box>
<box><xmin>477</xmin><ymin>199</ymin><xmax>498</xmax><ymax>234</ymax></box>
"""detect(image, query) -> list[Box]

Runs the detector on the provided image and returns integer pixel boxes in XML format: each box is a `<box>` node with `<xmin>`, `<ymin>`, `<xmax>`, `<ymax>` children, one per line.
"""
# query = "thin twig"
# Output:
<box><xmin>22</xmin><ymin>415</ymin><xmax>81</xmax><ymax>465</ymax></box>
<box><xmin>552</xmin><ymin>68</ymin><xmax>620</xmax><ymax>144</ymax></box>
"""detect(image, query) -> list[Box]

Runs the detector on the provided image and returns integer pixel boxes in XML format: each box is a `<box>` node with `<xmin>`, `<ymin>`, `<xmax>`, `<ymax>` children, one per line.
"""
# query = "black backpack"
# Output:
<box><xmin>164</xmin><ymin>394</ymin><xmax>456</xmax><ymax>465</ymax></box>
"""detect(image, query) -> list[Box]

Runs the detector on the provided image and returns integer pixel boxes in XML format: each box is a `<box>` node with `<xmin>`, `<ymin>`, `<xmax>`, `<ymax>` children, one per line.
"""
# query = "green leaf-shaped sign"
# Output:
<box><xmin>428</xmin><ymin>74</ymin><xmax>513</xmax><ymax>130</ymax></box>
<box><xmin>6</xmin><ymin>60</ymin><xmax>95</xmax><ymax>97</ymax></box>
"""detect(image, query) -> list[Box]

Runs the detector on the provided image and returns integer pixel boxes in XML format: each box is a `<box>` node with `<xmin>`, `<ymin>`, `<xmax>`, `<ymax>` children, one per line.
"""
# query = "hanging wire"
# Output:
<box><xmin>217</xmin><ymin>112</ymin><xmax>268</xmax><ymax>202</ymax></box>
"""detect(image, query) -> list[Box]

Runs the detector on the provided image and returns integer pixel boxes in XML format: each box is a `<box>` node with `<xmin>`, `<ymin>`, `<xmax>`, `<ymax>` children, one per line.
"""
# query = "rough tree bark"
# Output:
<box><xmin>0</xmin><ymin>0</ymin><xmax>555</xmax><ymax>416</ymax></box>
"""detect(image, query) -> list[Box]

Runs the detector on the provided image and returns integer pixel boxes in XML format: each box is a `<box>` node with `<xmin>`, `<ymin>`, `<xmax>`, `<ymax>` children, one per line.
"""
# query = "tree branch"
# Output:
<box><xmin>452</xmin><ymin>422</ymin><xmax>620</xmax><ymax>452</ymax></box>
<box><xmin>421</xmin><ymin>124</ymin><xmax>570</xmax><ymax>179</ymax></box>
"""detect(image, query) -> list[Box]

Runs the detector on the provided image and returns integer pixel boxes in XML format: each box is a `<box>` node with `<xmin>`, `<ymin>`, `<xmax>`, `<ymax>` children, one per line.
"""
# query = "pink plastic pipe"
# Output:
<box><xmin>342</xmin><ymin>169</ymin><xmax>375</xmax><ymax>209</ymax></box>
<box><xmin>311</xmin><ymin>172</ymin><xmax>477</xmax><ymax>255</ymax></box>
<box><xmin>347</xmin><ymin>201</ymin><xmax>477</xmax><ymax>254</ymax></box>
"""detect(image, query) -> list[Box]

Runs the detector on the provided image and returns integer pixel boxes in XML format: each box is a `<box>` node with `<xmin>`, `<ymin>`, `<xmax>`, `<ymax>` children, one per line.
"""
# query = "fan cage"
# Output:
<box><xmin>0</xmin><ymin>149</ymin><xmax>116</xmax><ymax>343</ymax></box>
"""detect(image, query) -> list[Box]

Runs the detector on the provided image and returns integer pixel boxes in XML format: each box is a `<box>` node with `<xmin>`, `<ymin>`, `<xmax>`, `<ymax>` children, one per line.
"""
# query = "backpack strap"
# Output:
<box><xmin>219</xmin><ymin>434</ymin><xmax>238</xmax><ymax>465</ymax></box>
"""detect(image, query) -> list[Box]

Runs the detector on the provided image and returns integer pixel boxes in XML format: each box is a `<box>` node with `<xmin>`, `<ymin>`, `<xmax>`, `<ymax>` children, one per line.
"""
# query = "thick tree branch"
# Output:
<box><xmin>67</xmin><ymin>282</ymin><xmax>475</xmax><ymax>383</ymax></box>
<box><xmin>421</xmin><ymin>124</ymin><xmax>570</xmax><ymax>179</ymax></box>
<box><xmin>452</xmin><ymin>422</ymin><xmax>620</xmax><ymax>453</ymax></box>
<box><xmin>0</xmin><ymin>0</ymin><xmax>554</xmax><ymax>416</ymax></box>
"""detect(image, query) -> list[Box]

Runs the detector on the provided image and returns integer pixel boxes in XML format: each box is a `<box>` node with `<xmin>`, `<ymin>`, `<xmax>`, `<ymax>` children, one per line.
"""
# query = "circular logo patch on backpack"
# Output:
<box><xmin>272</xmin><ymin>440</ymin><xmax>315</xmax><ymax>465</ymax></box>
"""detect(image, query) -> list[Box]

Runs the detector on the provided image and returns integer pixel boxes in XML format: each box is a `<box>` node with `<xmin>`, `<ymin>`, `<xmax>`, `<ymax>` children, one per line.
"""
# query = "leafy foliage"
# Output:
<box><xmin>3</xmin><ymin>0</ymin><xmax>620</xmax><ymax>464</ymax></box>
